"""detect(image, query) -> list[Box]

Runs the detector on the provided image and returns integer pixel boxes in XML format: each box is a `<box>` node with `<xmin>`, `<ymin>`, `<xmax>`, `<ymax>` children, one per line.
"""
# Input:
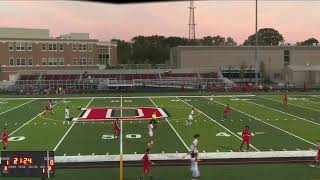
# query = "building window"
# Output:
<box><xmin>27</xmin><ymin>43</ymin><xmax>32</xmax><ymax>51</ymax></box>
<box><xmin>59</xmin><ymin>44</ymin><xmax>64</xmax><ymax>51</ymax></box>
<box><xmin>16</xmin><ymin>43</ymin><xmax>25</xmax><ymax>51</ymax></box>
<box><xmin>8</xmin><ymin>42</ymin><xmax>14</xmax><ymax>51</ymax></box>
<box><xmin>88</xmin><ymin>58</ymin><xmax>93</xmax><ymax>65</ymax></box>
<box><xmin>42</xmin><ymin>43</ymin><xmax>47</xmax><ymax>51</ymax></box>
<box><xmin>9</xmin><ymin>58</ymin><xmax>14</xmax><ymax>66</ymax></box>
<box><xmin>88</xmin><ymin>44</ymin><xmax>93</xmax><ymax>52</ymax></box>
<box><xmin>21</xmin><ymin>58</ymin><xmax>26</xmax><ymax>66</ymax></box>
<box><xmin>72</xmin><ymin>58</ymin><xmax>77</xmax><ymax>65</ymax></box>
<box><xmin>52</xmin><ymin>58</ymin><xmax>58</xmax><ymax>65</ymax></box>
<box><xmin>78</xmin><ymin>58</ymin><xmax>87</xmax><ymax>65</ymax></box>
<box><xmin>284</xmin><ymin>50</ymin><xmax>290</xmax><ymax>66</ymax></box>
<box><xmin>42</xmin><ymin>58</ymin><xmax>47</xmax><ymax>66</ymax></box>
<box><xmin>48</xmin><ymin>43</ymin><xmax>57</xmax><ymax>51</ymax></box>
<box><xmin>16</xmin><ymin>58</ymin><xmax>21</xmax><ymax>66</ymax></box>
<box><xmin>48</xmin><ymin>58</ymin><xmax>53</xmax><ymax>66</ymax></box>
<box><xmin>59</xmin><ymin>58</ymin><xmax>64</xmax><ymax>65</ymax></box>
<box><xmin>78</xmin><ymin>44</ymin><xmax>83</xmax><ymax>51</ymax></box>
<box><xmin>72</xmin><ymin>44</ymin><xmax>77</xmax><ymax>51</ymax></box>
<box><xmin>82</xmin><ymin>44</ymin><xmax>87</xmax><ymax>51</ymax></box>
<box><xmin>28</xmin><ymin>58</ymin><xmax>32</xmax><ymax>66</ymax></box>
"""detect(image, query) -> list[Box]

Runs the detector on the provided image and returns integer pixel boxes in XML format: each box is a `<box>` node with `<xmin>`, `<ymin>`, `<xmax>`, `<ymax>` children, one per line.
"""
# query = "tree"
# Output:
<box><xmin>112</xmin><ymin>39</ymin><xmax>132</xmax><ymax>64</ymax></box>
<box><xmin>296</xmin><ymin>38</ymin><xmax>319</xmax><ymax>46</ymax></box>
<box><xmin>239</xmin><ymin>61</ymin><xmax>248</xmax><ymax>80</ymax></box>
<box><xmin>259</xmin><ymin>61</ymin><xmax>267</xmax><ymax>83</ymax></box>
<box><xmin>243</xmin><ymin>28</ymin><xmax>284</xmax><ymax>46</ymax></box>
<box><xmin>165</xmin><ymin>36</ymin><xmax>189</xmax><ymax>47</ymax></box>
<box><xmin>200</xmin><ymin>36</ymin><xmax>214</xmax><ymax>46</ymax></box>
<box><xmin>225</xmin><ymin>37</ymin><xmax>237</xmax><ymax>46</ymax></box>
<box><xmin>212</xmin><ymin>36</ymin><xmax>226</xmax><ymax>46</ymax></box>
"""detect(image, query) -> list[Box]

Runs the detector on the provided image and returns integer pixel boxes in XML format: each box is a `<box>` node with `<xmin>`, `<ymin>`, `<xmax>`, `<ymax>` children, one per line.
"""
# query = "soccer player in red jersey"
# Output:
<box><xmin>138</xmin><ymin>149</ymin><xmax>153</xmax><ymax>180</ymax></box>
<box><xmin>311</xmin><ymin>140</ymin><xmax>320</xmax><ymax>168</ymax></box>
<box><xmin>222</xmin><ymin>104</ymin><xmax>231</xmax><ymax>121</ymax></box>
<box><xmin>113</xmin><ymin>118</ymin><xmax>120</xmax><ymax>140</ymax></box>
<box><xmin>239</xmin><ymin>126</ymin><xmax>253</xmax><ymax>151</ymax></box>
<box><xmin>44</xmin><ymin>99</ymin><xmax>53</xmax><ymax>115</ymax></box>
<box><xmin>1</xmin><ymin>127</ymin><xmax>8</xmax><ymax>150</ymax></box>
<box><xmin>283</xmin><ymin>90</ymin><xmax>288</xmax><ymax>105</ymax></box>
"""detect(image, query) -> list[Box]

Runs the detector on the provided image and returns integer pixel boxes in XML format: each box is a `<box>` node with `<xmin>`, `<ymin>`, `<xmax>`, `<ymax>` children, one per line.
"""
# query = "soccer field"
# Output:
<box><xmin>1</xmin><ymin>93</ymin><xmax>320</xmax><ymax>179</ymax></box>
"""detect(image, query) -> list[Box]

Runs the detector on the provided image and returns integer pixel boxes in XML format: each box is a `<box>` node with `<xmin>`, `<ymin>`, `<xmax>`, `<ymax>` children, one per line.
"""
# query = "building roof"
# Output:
<box><xmin>174</xmin><ymin>45</ymin><xmax>320</xmax><ymax>50</ymax></box>
<box><xmin>0</xmin><ymin>27</ymin><xmax>50</xmax><ymax>39</ymax></box>
<box><xmin>285</xmin><ymin>65</ymin><xmax>320</xmax><ymax>71</ymax></box>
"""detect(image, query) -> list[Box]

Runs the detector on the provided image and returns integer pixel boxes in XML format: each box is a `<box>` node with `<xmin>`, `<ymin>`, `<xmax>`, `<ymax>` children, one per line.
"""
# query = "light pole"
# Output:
<box><xmin>255</xmin><ymin>0</ymin><xmax>259</xmax><ymax>86</ymax></box>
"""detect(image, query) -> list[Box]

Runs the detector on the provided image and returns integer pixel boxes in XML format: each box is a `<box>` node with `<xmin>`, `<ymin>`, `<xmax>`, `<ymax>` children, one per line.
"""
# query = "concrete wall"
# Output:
<box><xmin>171</xmin><ymin>46</ymin><xmax>320</xmax><ymax>81</ymax></box>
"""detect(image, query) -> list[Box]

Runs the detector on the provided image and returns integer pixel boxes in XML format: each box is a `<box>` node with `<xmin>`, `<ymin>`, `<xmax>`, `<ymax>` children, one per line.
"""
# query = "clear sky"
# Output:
<box><xmin>0</xmin><ymin>0</ymin><xmax>319</xmax><ymax>44</ymax></box>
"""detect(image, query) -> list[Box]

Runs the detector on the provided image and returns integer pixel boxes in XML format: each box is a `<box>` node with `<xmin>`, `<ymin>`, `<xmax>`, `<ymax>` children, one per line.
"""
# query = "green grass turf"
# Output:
<box><xmin>2</xmin><ymin>94</ymin><xmax>320</xmax><ymax>180</ymax></box>
<box><xmin>184</xmin><ymin>96</ymin><xmax>313</xmax><ymax>151</ymax></box>
<box><xmin>6</xmin><ymin>99</ymin><xmax>92</xmax><ymax>151</ymax></box>
<box><xmin>5</xmin><ymin>163</ymin><xmax>320</xmax><ymax>180</ymax></box>
<box><xmin>0</xmin><ymin>99</ymin><xmax>32</xmax><ymax>113</ymax></box>
<box><xmin>151</xmin><ymin>97</ymin><xmax>241</xmax><ymax>152</ymax></box>
<box><xmin>214</xmin><ymin>96</ymin><xmax>318</xmax><ymax>148</ymax></box>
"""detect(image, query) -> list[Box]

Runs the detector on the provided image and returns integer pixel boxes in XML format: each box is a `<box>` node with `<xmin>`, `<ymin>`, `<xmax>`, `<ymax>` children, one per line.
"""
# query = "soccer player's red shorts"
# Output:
<box><xmin>143</xmin><ymin>165</ymin><xmax>150</xmax><ymax>173</ymax></box>
<box><xmin>242</xmin><ymin>138</ymin><xmax>250</xmax><ymax>144</ymax></box>
<box><xmin>2</xmin><ymin>139</ymin><xmax>8</xmax><ymax>146</ymax></box>
<box><xmin>114</xmin><ymin>128</ymin><xmax>120</xmax><ymax>133</ymax></box>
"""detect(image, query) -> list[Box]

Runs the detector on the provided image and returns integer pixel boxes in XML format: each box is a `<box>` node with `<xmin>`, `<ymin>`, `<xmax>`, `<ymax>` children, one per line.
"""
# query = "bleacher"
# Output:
<box><xmin>14</xmin><ymin>68</ymin><xmax>234</xmax><ymax>93</ymax></box>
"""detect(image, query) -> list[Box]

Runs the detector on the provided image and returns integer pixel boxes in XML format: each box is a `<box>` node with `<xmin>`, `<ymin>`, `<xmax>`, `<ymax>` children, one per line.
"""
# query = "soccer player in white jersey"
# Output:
<box><xmin>186</xmin><ymin>108</ymin><xmax>195</xmax><ymax>126</ymax></box>
<box><xmin>64</xmin><ymin>106</ymin><xmax>70</xmax><ymax>125</ymax></box>
<box><xmin>183</xmin><ymin>134</ymin><xmax>200</xmax><ymax>159</ymax></box>
<box><xmin>208</xmin><ymin>94</ymin><xmax>214</xmax><ymax>104</ymax></box>
<box><xmin>190</xmin><ymin>152</ymin><xmax>201</xmax><ymax>180</ymax></box>
<box><xmin>148</xmin><ymin>121</ymin><xmax>154</xmax><ymax>148</ymax></box>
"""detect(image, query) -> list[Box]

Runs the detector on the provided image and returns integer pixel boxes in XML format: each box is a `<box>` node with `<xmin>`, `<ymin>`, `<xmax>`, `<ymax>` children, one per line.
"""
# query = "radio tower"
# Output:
<box><xmin>188</xmin><ymin>0</ymin><xmax>196</xmax><ymax>40</ymax></box>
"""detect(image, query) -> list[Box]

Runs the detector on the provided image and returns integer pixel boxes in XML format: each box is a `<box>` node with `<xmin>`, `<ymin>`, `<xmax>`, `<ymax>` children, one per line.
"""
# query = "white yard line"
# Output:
<box><xmin>214</xmin><ymin>98</ymin><xmax>317</xmax><ymax>147</ymax></box>
<box><xmin>53</xmin><ymin>98</ymin><xmax>94</xmax><ymax>151</ymax></box>
<box><xmin>259</xmin><ymin>96</ymin><xmax>320</xmax><ymax>113</ymax></box>
<box><xmin>0</xmin><ymin>95</ymin><xmax>256</xmax><ymax>100</ymax></box>
<box><xmin>1</xmin><ymin>99</ymin><xmax>65</xmax><ymax>141</ymax></box>
<box><xmin>148</xmin><ymin>97</ymin><xmax>190</xmax><ymax>151</ymax></box>
<box><xmin>120</xmin><ymin>95</ymin><xmax>123</xmax><ymax>155</ymax></box>
<box><xmin>0</xmin><ymin>99</ymin><xmax>36</xmax><ymax>116</ymax></box>
<box><xmin>243</xmin><ymin>97</ymin><xmax>320</xmax><ymax>127</ymax></box>
<box><xmin>177</xmin><ymin>97</ymin><xmax>260</xmax><ymax>152</ymax></box>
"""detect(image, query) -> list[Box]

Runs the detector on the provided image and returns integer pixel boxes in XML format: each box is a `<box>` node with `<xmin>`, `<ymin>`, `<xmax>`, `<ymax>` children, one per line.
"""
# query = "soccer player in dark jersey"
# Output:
<box><xmin>1</xmin><ymin>128</ymin><xmax>8</xmax><ymax>150</ymax></box>
<box><xmin>239</xmin><ymin>126</ymin><xmax>253</xmax><ymax>151</ymax></box>
<box><xmin>138</xmin><ymin>149</ymin><xmax>153</xmax><ymax>180</ymax></box>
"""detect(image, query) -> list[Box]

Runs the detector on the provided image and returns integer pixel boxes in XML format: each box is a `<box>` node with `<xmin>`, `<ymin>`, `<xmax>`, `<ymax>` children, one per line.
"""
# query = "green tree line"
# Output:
<box><xmin>113</xmin><ymin>28</ymin><xmax>319</xmax><ymax>65</ymax></box>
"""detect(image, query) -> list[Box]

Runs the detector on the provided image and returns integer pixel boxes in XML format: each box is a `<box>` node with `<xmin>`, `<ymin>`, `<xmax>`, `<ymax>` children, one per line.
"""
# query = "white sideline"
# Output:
<box><xmin>244</xmin><ymin>97</ymin><xmax>320</xmax><ymax>127</ymax></box>
<box><xmin>258</xmin><ymin>96</ymin><xmax>320</xmax><ymax>113</ymax></box>
<box><xmin>0</xmin><ymin>99</ymin><xmax>65</xmax><ymax>143</ymax></box>
<box><xmin>177</xmin><ymin>97</ymin><xmax>260</xmax><ymax>152</ymax></box>
<box><xmin>0</xmin><ymin>99</ymin><xmax>35</xmax><ymax>116</ymax></box>
<box><xmin>0</xmin><ymin>95</ymin><xmax>256</xmax><ymax>100</ymax></box>
<box><xmin>157</xmin><ymin>108</ymin><xmax>168</xmax><ymax>118</ymax></box>
<box><xmin>148</xmin><ymin>97</ymin><xmax>190</xmax><ymax>151</ymax></box>
<box><xmin>214</xmin><ymin>98</ymin><xmax>317</xmax><ymax>147</ymax></box>
<box><xmin>53</xmin><ymin>98</ymin><xmax>94</xmax><ymax>151</ymax></box>
<box><xmin>55</xmin><ymin>150</ymin><xmax>316</xmax><ymax>163</ymax></box>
